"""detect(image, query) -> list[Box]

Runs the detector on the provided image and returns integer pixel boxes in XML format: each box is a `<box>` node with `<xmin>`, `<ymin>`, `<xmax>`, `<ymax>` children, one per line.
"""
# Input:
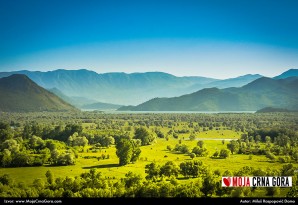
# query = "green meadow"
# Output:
<box><xmin>0</xmin><ymin>112</ymin><xmax>297</xmax><ymax>197</ymax></box>
<box><xmin>0</xmin><ymin>129</ymin><xmax>288</xmax><ymax>184</ymax></box>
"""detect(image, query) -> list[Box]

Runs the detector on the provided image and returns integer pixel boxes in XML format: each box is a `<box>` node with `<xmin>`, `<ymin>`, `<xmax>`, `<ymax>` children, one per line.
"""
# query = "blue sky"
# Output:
<box><xmin>0</xmin><ymin>0</ymin><xmax>297</xmax><ymax>78</ymax></box>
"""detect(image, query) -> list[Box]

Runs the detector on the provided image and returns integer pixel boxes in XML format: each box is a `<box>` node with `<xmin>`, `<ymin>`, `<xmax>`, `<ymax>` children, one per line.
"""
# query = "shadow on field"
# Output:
<box><xmin>82</xmin><ymin>163</ymin><xmax>119</xmax><ymax>169</ymax></box>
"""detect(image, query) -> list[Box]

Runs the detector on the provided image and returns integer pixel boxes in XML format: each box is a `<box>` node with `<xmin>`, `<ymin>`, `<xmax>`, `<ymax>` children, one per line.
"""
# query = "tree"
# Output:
<box><xmin>166</xmin><ymin>145</ymin><xmax>172</xmax><ymax>151</ymax></box>
<box><xmin>292</xmin><ymin>151</ymin><xmax>298</xmax><ymax>162</ymax></box>
<box><xmin>175</xmin><ymin>181</ymin><xmax>202</xmax><ymax>197</ymax></box>
<box><xmin>266</xmin><ymin>152</ymin><xmax>276</xmax><ymax>161</ymax></box>
<box><xmin>11</xmin><ymin>151</ymin><xmax>31</xmax><ymax>167</ymax></box>
<box><xmin>63</xmin><ymin>153</ymin><xmax>75</xmax><ymax>165</ymax></box>
<box><xmin>179</xmin><ymin>160</ymin><xmax>204</xmax><ymax>178</ymax></box>
<box><xmin>1</xmin><ymin>149</ymin><xmax>12</xmax><ymax>167</ymax></box>
<box><xmin>197</xmin><ymin>140</ymin><xmax>204</xmax><ymax>148</ymax></box>
<box><xmin>212</xmin><ymin>151</ymin><xmax>219</xmax><ymax>158</ymax></box>
<box><xmin>241</xmin><ymin>133</ymin><xmax>248</xmax><ymax>141</ymax></box>
<box><xmin>50</xmin><ymin>149</ymin><xmax>60</xmax><ymax>164</ymax></box>
<box><xmin>134</xmin><ymin>127</ymin><xmax>155</xmax><ymax>145</ymax></box>
<box><xmin>231</xmin><ymin>188</ymin><xmax>244</xmax><ymax>197</ymax></box>
<box><xmin>23</xmin><ymin>123</ymin><xmax>33</xmax><ymax>139</ymax></box>
<box><xmin>189</xmin><ymin>133</ymin><xmax>196</xmax><ymax>141</ymax></box>
<box><xmin>0</xmin><ymin>174</ymin><xmax>13</xmax><ymax>185</ymax></box>
<box><xmin>192</xmin><ymin>146</ymin><xmax>208</xmax><ymax>157</ymax></box>
<box><xmin>173</xmin><ymin>133</ymin><xmax>178</xmax><ymax>139</ymax></box>
<box><xmin>201</xmin><ymin>172</ymin><xmax>217</xmax><ymax>197</ymax></box>
<box><xmin>45</xmin><ymin>170</ymin><xmax>54</xmax><ymax>184</ymax></box>
<box><xmin>1</xmin><ymin>139</ymin><xmax>19</xmax><ymax>153</ymax></box>
<box><xmin>101</xmin><ymin>136</ymin><xmax>115</xmax><ymax>147</ymax></box>
<box><xmin>116</xmin><ymin>138</ymin><xmax>141</xmax><ymax>166</ymax></box>
<box><xmin>40</xmin><ymin>148</ymin><xmax>51</xmax><ymax>164</ymax></box>
<box><xmin>174</xmin><ymin>144</ymin><xmax>190</xmax><ymax>154</ymax></box>
<box><xmin>29</xmin><ymin>135</ymin><xmax>45</xmax><ymax>150</ymax></box>
<box><xmin>281</xmin><ymin>164</ymin><xmax>295</xmax><ymax>176</ymax></box>
<box><xmin>265</xmin><ymin>136</ymin><xmax>271</xmax><ymax>143</ymax></box>
<box><xmin>145</xmin><ymin>162</ymin><xmax>160</xmax><ymax>180</ymax></box>
<box><xmin>122</xmin><ymin>171</ymin><xmax>142</xmax><ymax>189</ymax></box>
<box><xmin>130</xmin><ymin>140</ymin><xmax>141</xmax><ymax>163</ymax></box>
<box><xmin>255</xmin><ymin>135</ymin><xmax>261</xmax><ymax>143</ymax></box>
<box><xmin>275</xmin><ymin>134</ymin><xmax>290</xmax><ymax>147</ymax></box>
<box><xmin>287</xmin><ymin>186</ymin><xmax>298</xmax><ymax>197</ymax></box>
<box><xmin>159</xmin><ymin>161</ymin><xmax>179</xmax><ymax>178</ymax></box>
<box><xmin>219</xmin><ymin>149</ymin><xmax>230</xmax><ymax>159</ymax></box>
<box><xmin>0</xmin><ymin>122</ymin><xmax>13</xmax><ymax>142</ymax></box>
<box><xmin>227</xmin><ymin>140</ymin><xmax>239</xmax><ymax>154</ymax></box>
<box><xmin>155</xmin><ymin>130</ymin><xmax>165</xmax><ymax>138</ymax></box>
<box><xmin>68</xmin><ymin>132</ymin><xmax>88</xmax><ymax>147</ymax></box>
<box><xmin>266</xmin><ymin>187</ymin><xmax>280</xmax><ymax>197</ymax></box>
<box><xmin>73</xmin><ymin>136</ymin><xmax>88</xmax><ymax>147</ymax></box>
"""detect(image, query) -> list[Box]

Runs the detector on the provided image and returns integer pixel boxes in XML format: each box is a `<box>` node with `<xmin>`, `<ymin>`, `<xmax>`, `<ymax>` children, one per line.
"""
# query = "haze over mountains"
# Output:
<box><xmin>0</xmin><ymin>69</ymin><xmax>263</xmax><ymax>106</ymax></box>
<box><xmin>0</xmin><ymin>74</ymin><xmax>77</xmax><ymax>112</ymax></box>
<box><xmin>0</xmin><ymin>68</ymin><xmax>297</xmax><ymax>112</ymax></box>
<box><xmin>119</xmin><ymin>76</ymin><xmax>298</xmax><ymax>111</ymax></box>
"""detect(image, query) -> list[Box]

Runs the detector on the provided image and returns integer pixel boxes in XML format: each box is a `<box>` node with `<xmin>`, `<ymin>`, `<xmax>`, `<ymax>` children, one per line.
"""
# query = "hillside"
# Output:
<box><xmin>0</xmin><ymin>74</ymin><xmax>77</xmax><ymax>112</ymax></box>
<box><xmin>256</xmin><ymin>107</ymin><xmax>293</xmax><ymax>113</ymax></box>
<box><xmin>48</xmin><ymin>88</ymin><xmax>98</xmax><ymax>107</ymax></box>
<box><xmin>118</xmin><ymin>77</ymin><xmax>298</xmax><ymax>111</ymax></box>
<box><xmin>207</xmin><ymin>74</ymin><xmax>262</xmax><ymax>88</ymax></box>
<box><xmin>274</xmin><ymin>69</ymin><xmax>298</xmax><ymax>79</ymax></box>
<box><xmin>0</xmin><ymin>69</ymin><xmax>263</xmax><ymax>105</ymax></box>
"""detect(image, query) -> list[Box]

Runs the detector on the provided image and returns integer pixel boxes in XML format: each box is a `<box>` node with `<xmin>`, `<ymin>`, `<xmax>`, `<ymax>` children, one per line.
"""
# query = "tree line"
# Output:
<box><xmin>1</xmin><ymin>163</ymin><xmax>297</xmax><ymax>197</ymax></box>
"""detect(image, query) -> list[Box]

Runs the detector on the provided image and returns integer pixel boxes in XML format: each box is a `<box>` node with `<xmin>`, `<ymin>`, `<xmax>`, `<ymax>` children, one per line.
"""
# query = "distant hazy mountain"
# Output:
<box><xmin>49</xmin><ymin>87</ymin><xmax>123</xmax><ymax>110</ymax></box>
<box><xmin>188</xmin><ymin>74</ymin><xmax>263</xmax><ymax>91</ymax></box>
<box><xmin>256</xmin><ymin>107</ymin><xmax>293</xmax><ymax>113</ymax></box>
<box><xmin>48</xmin><ymin>87</ymin><xmax>76</xmax><ymax>105</ymax></box>
<box><xmin>118</xmin><ymin>77</ymin><xmax>298</xmax><ymax>111</ymax></box>
<box><xmin>81</xmin><ymin>102</ymin><xmax>123</xmax><ymax>110</ymax></box>
<box><xmin>48</xmin><ymin>88</ymin><xmax>97</xmax><ymax>107</ymax></box>
<box><xmin>0</xmin><ymin>74</ymin><xmax>77</xmax><ymax>112</ymax></box>
<box><xmin>274</xmin><ymin>69</ymin><xmax>298</xmax><ymax>79</ymax></box>
<box><xmin>205</xmin><ymin>74</ymin><xmax>263</xmax><ymax>88</ymax></box>
<box><xmin>0</xmin><ymin>69</ymin><xmax>264</xmax><ymax>105</ymax></box>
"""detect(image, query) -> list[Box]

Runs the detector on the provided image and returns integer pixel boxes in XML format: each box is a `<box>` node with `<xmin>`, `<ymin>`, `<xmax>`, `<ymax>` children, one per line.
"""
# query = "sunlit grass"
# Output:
<box><xmin>0</xmin><ymin>130</ymin><xmax>289</xmax><ymax>188</ymax></box>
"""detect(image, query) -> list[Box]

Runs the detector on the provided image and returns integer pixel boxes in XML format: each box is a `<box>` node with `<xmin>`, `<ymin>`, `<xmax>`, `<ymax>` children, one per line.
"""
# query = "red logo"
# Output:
<box><xmin>223</xmin><ymin>177</ymin><xmax>231</xmax><ymax>187</ymax></box>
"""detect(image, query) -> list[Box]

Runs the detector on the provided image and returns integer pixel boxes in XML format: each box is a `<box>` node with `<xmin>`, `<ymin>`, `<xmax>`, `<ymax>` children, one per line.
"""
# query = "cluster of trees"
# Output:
<box><xmin>1</xmin><ymin>120</ymin><xmax>158</xmax><ymax>167</ymax></box>
<box><xmin>212</xmin><ymin>149</ymin><xmax>230</xmax><ymax>159</ymax></box>
<box><xmin>144</xmin><ymin>160</ymin><xmax>228</xmax><ymax>184</ymax></box>
<box><xmin>0</xmin><ymin>136</ymin><xmax>77</xmax><ymax>167</ymax></box>
<box><xmin>134</xmin><ymin>127</ymin><xmax>156</xmax><ymax>145</ymax></box>
<box><xmin>1</xmin><ymin>163</ymin><xmax>297</xmax><ymax>198</ymax></box>
<box><xmin>2</xmin><ymin>112</ymin><xmax>297</xmax><ymax>134</ymax></box>
<box><xmin>1</xmin><ymin>112</ymin><xmax>298</xmax><ymax>198</ymax></box>
<box><xmin>225</xmin><ymin>127</ymin><xmax>298</xmax><ymax>163</ymax></box>
<box><xmin>171</xmin><ymin>140</ymin><xmax>229</xmax><ymax>159</ymax></box>
<box><xmin>0</xmin><ymin>121</ymin><xmax>80</xmax><ymax>167</ymax></box>
<box><xmin>115</xmin><ymin>127</ymin><xmax>156</xmax><ymax>166</ymax></box>
<box><xmin>116</xmin><ymin>138</ymin><xmax>141</xmax><ymax>166</ymax></box>
<box><xmin>192</xmin><ymin>141</ymin><xmax>208</xmax><ymax>157</ymax></box>
<box><xmin>68</xmin><ymin>132</ymin><xmax>88</xmax><ymax>147</ymax></box>
<box><xmin>23</xmin><ymin>123</ymin><xmax>83</xmax><ymax>142</ymax></box>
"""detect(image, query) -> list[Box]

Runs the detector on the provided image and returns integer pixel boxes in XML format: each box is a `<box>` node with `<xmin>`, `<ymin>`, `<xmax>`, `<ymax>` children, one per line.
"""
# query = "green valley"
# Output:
<box><xmin>0</xmin><ymin>111</ymin><xmax>297</xmax><ymax>198</ymax></box>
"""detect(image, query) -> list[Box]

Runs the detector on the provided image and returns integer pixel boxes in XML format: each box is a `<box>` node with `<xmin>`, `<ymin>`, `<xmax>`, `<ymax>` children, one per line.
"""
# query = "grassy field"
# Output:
<box><xmin>0</xmin><ymin>129</ymin><xmax>287</xmax><ymax>186</ymax></box>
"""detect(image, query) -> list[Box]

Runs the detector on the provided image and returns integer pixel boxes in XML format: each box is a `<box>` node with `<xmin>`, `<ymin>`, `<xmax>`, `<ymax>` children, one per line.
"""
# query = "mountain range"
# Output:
<box><xmin>0</xmin><ymin>68</ymin><xmax>297</xmax><ymax>112</ymax></box>
<box><xmin>0</xmin><ymin>74</ymin><xmax>77</xmax><ymax>112</ymax></box>
<box><xmin>0</xmin><ymin>69</ymin><xmax>263</xmax><ymax>106</ymax></box>
<box><xmin>274</xmin><ymin>69</ymin><xmax>298</xmax><ymax>79</ymax></box>
<box><xmin>119</xmin><ymin>73</ymin><xmax>298</xmax><ymax>111</ymax></box>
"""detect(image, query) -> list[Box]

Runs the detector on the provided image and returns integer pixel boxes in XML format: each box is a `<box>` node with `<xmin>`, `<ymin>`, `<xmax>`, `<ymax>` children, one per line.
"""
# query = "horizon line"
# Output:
<box><xmin>1</xmin><ymin>67</ymin><xmax>295</xmax><ymax>79</ymax></box>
